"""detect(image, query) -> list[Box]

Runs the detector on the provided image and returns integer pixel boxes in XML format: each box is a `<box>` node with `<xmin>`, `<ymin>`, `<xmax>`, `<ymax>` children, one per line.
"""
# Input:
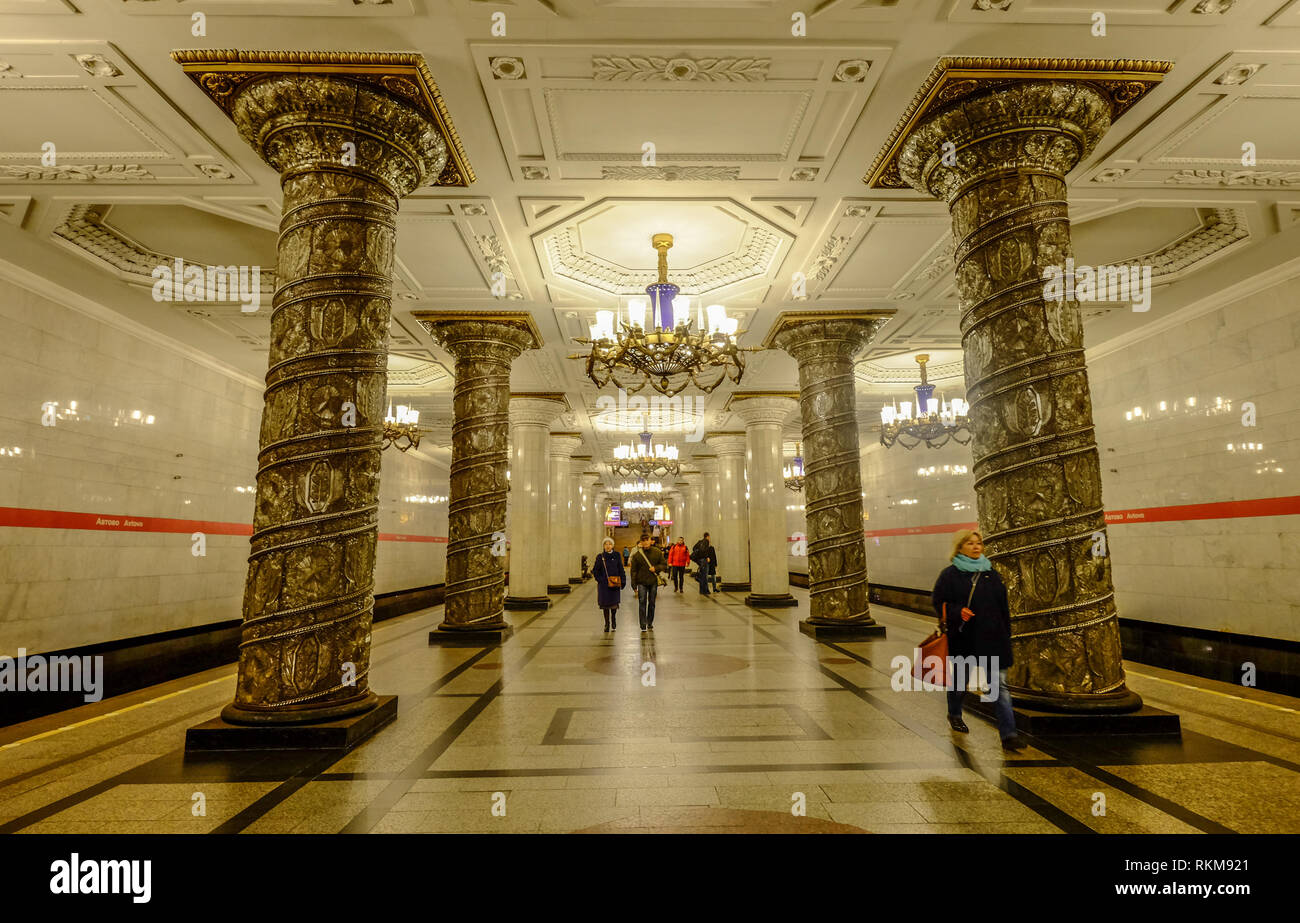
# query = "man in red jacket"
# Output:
<box><xmin>667</xmin><ymin>536</ymin><xmax>691</xmax><ymax>593</ymax></box>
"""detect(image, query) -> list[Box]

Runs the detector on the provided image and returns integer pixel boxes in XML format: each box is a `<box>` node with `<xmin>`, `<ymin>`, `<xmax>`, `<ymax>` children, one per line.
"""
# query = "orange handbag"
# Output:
<box><xmin>915</xmin><ymin>606</ymin><xmax>949</xmax><ymax>687</ymax></box>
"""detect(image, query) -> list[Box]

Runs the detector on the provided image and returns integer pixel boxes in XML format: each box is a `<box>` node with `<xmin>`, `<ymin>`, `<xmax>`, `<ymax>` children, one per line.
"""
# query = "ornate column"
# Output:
<box><xmin>704</xmin><ymin>433</ymin><xmax>750</xmax><ymax>592</ymax></box>
<box><xmin>172</xmin><ymin>50</ymin><xmax>473</xmax><ymax>733</ymax></box>
<box><xmin>695</xmin><ymin>456</ymin><xmax>720</xmax><ymax>547</ymax></box>
<box><xmin>673</xmin><ymin>480</ymin><xmax>693</xmax><ymax>544</ymax></box>
<box><xmin>729</xmin><ymin>393</ymin><xmax>800</xmax><ymax>608</ymax></box>
<box><xmin>868</xmin><ymin>57</ymin><xmax>1171</xmax><ymax>711</ymax></box>
<box><xmin>571</xmin><ymin>459</ymin><xmax>595</xmax><ymax>583</ymax></box>
<box><xmin>546</xmin><ymin>434</ymin><xmax>583</xmax><ymax>593</ymax></box>
<box><xmin>593</xmin><ymin>482</ymin><xmax>609</xmax><ymax>556</ymax></box>
<box><xmin>505</xmin><ymin>395</ymin><xmax>567</xmax><ymax>609</ymax></box>
<box><xmin>418</xmin><ymin>313</ymin><xmax>541</xmax><ymax>644</ymax></box>
<box><xmin>765</xmin><ymin>312</ymin><xmax>892</xmax><ymax>640</ymax></box>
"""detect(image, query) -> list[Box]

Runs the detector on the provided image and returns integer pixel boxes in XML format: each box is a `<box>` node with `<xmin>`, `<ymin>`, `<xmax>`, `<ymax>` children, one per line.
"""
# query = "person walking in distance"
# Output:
<box><xmin>592</xmin><ymin>537</ymin><xmax>626</xmax><ymax>632</ymax></box>
<box><xmin>629</xmin><ymin>532</ymin><xmax>666</xmax><ymax>631</ymax></box>
<box><xmin>667</xmin><ymin>536</ymin><xmax>690</xmax><ymax>593</ymax></box>
<box><xmin>691</xmin><ymin>533</ymin><xmax>717</xmax><ymax>596</ymax></box>
<box><xmin>931</xmin><ymin>530</ymin><xmax>1025</xmax><ymax>752</ymax></box>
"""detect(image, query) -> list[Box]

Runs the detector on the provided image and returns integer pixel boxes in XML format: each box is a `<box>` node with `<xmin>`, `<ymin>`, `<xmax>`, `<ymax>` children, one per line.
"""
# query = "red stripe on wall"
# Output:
<box><xmin>858</xmin><ymin>495</ymin><xmax>1300</xmax><ymax>539</ymax></box>
<box><xmin>0</xmin><ymin>507</ymin><xmax>446</xmax><ymax>543</ymax></box>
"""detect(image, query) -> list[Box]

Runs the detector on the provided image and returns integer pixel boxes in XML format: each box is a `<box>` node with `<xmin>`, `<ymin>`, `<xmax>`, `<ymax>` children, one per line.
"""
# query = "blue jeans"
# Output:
<box><xmin>638</xmin><ymin>582</ymin><xmax>658</xmax><ymax>626</ymax></box>
<box><xmin>947</xmin><ymin>668</ymin><xmax>1017</xmax><ymax>740</ymax></box>
<box><xmin>696</xmin><ymin>566</ymin><xmax>711</xmax><ymax>595</ymax></box>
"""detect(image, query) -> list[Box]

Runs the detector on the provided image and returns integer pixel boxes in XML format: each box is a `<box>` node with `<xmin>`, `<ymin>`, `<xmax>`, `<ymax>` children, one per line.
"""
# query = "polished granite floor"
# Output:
<box><xmin>3</xmin><ymin>582</ymin><xmax>1298</xmax><ymax>834</ymax></box>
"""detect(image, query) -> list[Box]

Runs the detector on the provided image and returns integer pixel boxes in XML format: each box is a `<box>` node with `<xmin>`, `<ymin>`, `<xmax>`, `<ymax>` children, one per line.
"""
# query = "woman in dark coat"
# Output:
<box><xmin>931</xmin><ymin>529</ymin><xmax>1025</xmax><ymax>751</ymax></box>
<box><xmin>592</xmin><ymin>537</ymin><xmax>626</xmax><ymax>632</ymax></box>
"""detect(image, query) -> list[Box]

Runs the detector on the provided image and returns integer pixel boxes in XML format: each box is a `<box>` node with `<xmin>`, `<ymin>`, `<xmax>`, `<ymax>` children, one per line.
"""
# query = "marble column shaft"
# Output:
<box><xmin>897</xmin><ymin>79</ymin><xmax>1139</xmax><ymax>711</ymax></box>
<box><xmin>506</xmin><ymin>398</ymin><xmax>565</xmax><ymax>607</ymax></box>
<box><xmin>695</xmin><ymin>457</ymin><xmax>721</xmax><ymax>548</ymax></box>
<box><xmin>220</xmin><ymin>75</ymin><xmax>448</xmax><ymax>723</ymax></box>
<box><xmin>704</xmin><ymin>433</ymin><xmax>750</xmax><ymax>591</ymax></box>
<box><xmin>732</xmin><ymin>396</ymin><xmax>799</xmax><ymax>606</ymax></box>
<box><xmin>546</xmin><ymin>434</ymin><xmax>583</xmax><ymax>592</ymax></box>
<box><xmin>769</xmin><ymin>315</ymin><xmax>889</xmax><ymax>633</ymax></box>
<box><xmin>421</xmin><ymin>317</ymin><xmax>539</xmax><ymax>635</ymax></box>
<box><xmin>673</xmin><ymin>481</ymin><xmax>693</xmax><ymax>545</ymax></box>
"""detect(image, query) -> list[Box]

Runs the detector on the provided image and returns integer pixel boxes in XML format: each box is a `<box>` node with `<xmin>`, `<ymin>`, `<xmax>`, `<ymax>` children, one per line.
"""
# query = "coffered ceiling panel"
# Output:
<box><xmin>0</xmin><ymin>41</ymin><xmax>247</xmax><ymax>184</ymax></box>
<box><xmin>393</xmin><ymin>197</ymin><xmax>530</xmax><ymax>306</ymax></box>
<box><xmin>472</xmin><ymin>42</ymin><xmax>889</xmax><ymax>182</ymax></box>
<box><xmin>946</xmin><ymin>0</ymin><xmax>1244</xmax><ymax>25</ymax></box>
<box><xmin>1083</xmin><ymin>51</ymin><xmax>1300</xmax><ymax>188</ymax></box>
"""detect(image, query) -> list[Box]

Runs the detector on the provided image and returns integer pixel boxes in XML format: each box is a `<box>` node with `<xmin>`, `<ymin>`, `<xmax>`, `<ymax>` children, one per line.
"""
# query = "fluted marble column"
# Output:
<box><xmin>571</xmin><ymin>459</ymin><xmax>594</xmax><ymax>582</ymax></box>
<box><xmin>546</xmin><ymin>434</ymin><xmax>583</xmax><ymax>593</ymax></box>
<box><xmin>577</xmin><ymin>470</ymin><xmax>599</xmax><ymax>577</ymax></box>
<box><xmin>673</xmin><ymin>480</ymin><xmax>692</xmax><ymax>545</ymax></box>
<box><xmin>174</xmin><ymin>54</ymin><xmax>457</xmax><ymax>726</ymax></box>
<box><xmin>766</xmin><ymin>312</ymin><xmax>891</xmax><ymax>640</ymax></box>
<box><xmin>884</xmin><ymin>62</ymin><xmax>1171</xmax><ymax>712</ymax></box>
<box><xmin>730</xmin><ymin>394</ymin><xmax>800</xmax><ymax>608</ymax></box>
<box><xmin>704</xmin><ymin>433</ymin><xmax>750</xmax><ymax>592</ymax></box>
<box><xmin>593</xmin><ymin>483</ymin><xmax>609</xmax><ymax>558</ymax></box>
<box><xmin>695</xmin><ymin>456</ymin><xmax>720</xmax><ymax>549</ymax></box>
<box><xmin>505</xmin><ymin>395</ymin><xmax>567</xmax><ymax>609</ymax></box>
<box><xmin>420</xmin><ymin>314</ymin><xmax>541</xmax><ymax>644</ymax></box>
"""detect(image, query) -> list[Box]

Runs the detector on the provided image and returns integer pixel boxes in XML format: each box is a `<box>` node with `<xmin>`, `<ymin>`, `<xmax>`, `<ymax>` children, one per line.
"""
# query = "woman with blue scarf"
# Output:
<box><xmin>931</xmin><ymin>530</ymin><xmax>1026</xmax><ymax>752</ymax></box>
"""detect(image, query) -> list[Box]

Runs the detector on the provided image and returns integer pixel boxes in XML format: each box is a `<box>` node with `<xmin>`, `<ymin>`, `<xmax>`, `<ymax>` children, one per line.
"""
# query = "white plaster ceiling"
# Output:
<box><xmin>2</xmin><ymin>0</ymin><xmax>1300</xmax><ymax>482</ymax></box>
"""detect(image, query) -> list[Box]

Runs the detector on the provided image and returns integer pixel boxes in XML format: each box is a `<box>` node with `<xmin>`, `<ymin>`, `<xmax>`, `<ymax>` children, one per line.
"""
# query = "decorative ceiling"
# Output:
<box><xmin>3</xmin><ymin>0</ymin><xmax>1300</xmax><ymax>487</ymax></box>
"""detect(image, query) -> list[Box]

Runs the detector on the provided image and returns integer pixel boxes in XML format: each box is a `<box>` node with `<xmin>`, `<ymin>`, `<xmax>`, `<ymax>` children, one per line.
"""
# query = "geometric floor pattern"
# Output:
<box><xmin>3</xmin><ymin>583</ymin><xmax>1297</xmax><ymax>834</ymax></box>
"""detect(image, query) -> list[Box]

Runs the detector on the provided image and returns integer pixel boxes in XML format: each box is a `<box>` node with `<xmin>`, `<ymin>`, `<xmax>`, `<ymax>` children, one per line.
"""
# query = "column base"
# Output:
<box><xmin>1007</xmin><ymin>684</ymin><xmax>1145</xmax><ymax>714</ymax></box>
<box><xmin>745</xmin><ymin>593</ymin><xmax>798</xmax><ymax>608</ymax></box>
<box><xmin>429</xmin><ymin>623</ymin><xmax>515</xmax><ymax>647</ymax></box>
<box><xmin>568</xmin><ymin>577</ymin><xmax>583</xmax><ymax>585</ymax></box>
<box><xmin>186</xmin><ymin>695</ymin><xmax>397</xmax><ymax>752</ymax></box>
<box><xmin>547</xmin><ymin>584</ymin><xmax>572</xmax><ymax>594</ymax></box>
<box><xmin>965</xmin><ymin>693</ymin><xmax>1180</xmax><ymax>736</ymax></box>
<box><xmin>720</xmin><ymin>581</ymin><xmax>751</xmax><ymax>592</ymax></box>
<box><xmin>504</xmin><ymin>596</ymin><xmax>550</xmax><ymax>610</ymax></box>
<box><xmin>799</xmin><ymin>618</ymin><xmax>886</xmax><ymax>641</ymax></box>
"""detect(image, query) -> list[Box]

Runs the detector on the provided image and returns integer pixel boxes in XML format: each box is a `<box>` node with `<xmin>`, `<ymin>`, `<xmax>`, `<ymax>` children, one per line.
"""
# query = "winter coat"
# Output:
<box><xmin>667</xmin><ymin>543</ymin><xmax>690</xmax><ymax>567</ymax></box>
<box><xmin>692</xmin><ymin>540</ymin><xmax>717</xmax><ymax>573</ymax></box>
<box><xmin>931</xmin><ymin>563</ymin><xmax>1014</xmax><ymax>668</ymax></box>
<box><xmin>628</xmin><ymin>544</ymin><xmax>666</xmax><ymax>587</ymax></box>
<box><xmin>592</xmin><ymin>550</ymin><xmax>625</xmax><ymax>609</ymax></box>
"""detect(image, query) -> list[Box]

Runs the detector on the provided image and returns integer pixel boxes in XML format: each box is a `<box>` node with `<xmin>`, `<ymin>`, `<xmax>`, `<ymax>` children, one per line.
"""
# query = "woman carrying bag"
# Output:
<box><xmin>592</xmin><ymin>537</ymin><xmax>626</xmax><ymax>632</ymax></box>
<box><xmin>931</xmin><ymin>530</ymin><xmax>1025</xmax><ymax>752</ymax></box>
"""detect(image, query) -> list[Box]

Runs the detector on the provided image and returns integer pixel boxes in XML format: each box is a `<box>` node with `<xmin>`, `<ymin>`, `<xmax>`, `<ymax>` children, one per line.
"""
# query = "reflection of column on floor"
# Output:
<box><xmin>766</xmin><ymin>312</ymin><xmax>891</xmax><ymax>640</ymax></box>
<box><xmin>728</xmin><ymin>393</ymin><xmax>800</xmax><ymax>608</ymax></box>
<box><xmin>546</xmin><ymin>434</ymin><xmax>583</xmax><ymax>594</ymax></box>
<box><xmin>704</xmin><ymin>432</ymin><xmax>750</xmax><ymax>592</ymax></box>
<box><xmin>883</xmin><ymin>59</ymin><xmax>1171</xmax><ymax>713</ymax></box>
<box><xmin>419</xmin><ymin>314</ymin><xmax>542</xmax><ymax>644</ymax></box>
<box><xmin>176</xmin><ymin>53</ymin><xmax>457</xmax><ymax>725</ymax></box>
<box><xmin>505</xmin><ymin>395</ymin><xmax>568</xmax><ymax>610</ymax></box>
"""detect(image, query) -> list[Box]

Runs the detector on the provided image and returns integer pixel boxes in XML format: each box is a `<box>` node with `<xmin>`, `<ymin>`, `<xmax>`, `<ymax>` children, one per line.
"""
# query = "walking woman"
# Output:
<box><xmin>592</xmin><ymin>537</ymin><xmax>625</xmax><ymax>632</ymax></box>
<box><xmin>931</xmin><ymin>530</ymin><xmax>1026</xmax><ymax>752</ymax></box>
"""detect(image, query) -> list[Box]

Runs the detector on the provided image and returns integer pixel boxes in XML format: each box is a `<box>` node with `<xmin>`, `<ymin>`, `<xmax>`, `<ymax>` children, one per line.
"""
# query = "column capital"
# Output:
<box><xmin>509</xmin><ymin>395</ymin><xmax>567</xmax><ymax>429</ymax></box>
<box><xmin>417</xmin><ymin>311</ymin><xmax>542</xmax><ymax>363</ymax></box>
<box><xmin>764</xmin><ymin>310</ymin><xmax>894</xmax><ymax>362</ymax></box>
<box><xmin>692</xmin><ymin>456</ymin><xmax>719</xmax><ymax>474</ymax></box>
<box><xmin>173</xmin><ymin>49</ymin><xmax>475</xmax><ymax>189</ymax></box>
<box><xmin>704</xmin><ymin>432</ymin><xmax>747</xmax><ymax>456</ymax></box>
<box><xmin>727</xmin><ymin>393</ymin><xmax>799</xmax><ymax>427</ymax></box>
<box><xmin>548</xmin><ymin>432</ymin><xmax>584</xmax><ymax>458</ymax></box>
<box><xmin>860</xmin><ymin>56</ymin><xmax>1170</xmax><ymax>201</ymax></box>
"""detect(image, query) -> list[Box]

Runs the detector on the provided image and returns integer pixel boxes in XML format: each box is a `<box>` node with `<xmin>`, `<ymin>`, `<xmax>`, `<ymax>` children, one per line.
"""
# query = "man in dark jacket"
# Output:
<box><xmin>629</xmin><ymin>533</ymin><xmax>666</xmax><ymax>631</ymax></box>
<box><xmin>691</xmin><ymin>533</ymin><xmax>717</xmax><ymax>596</ymax></box>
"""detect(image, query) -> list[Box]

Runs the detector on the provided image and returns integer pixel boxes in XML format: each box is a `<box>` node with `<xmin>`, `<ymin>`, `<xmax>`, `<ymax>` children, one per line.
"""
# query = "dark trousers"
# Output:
<box><xmin>671</xmin><ymin>565</ymin><xmax>685</xmax><ymax>590</ymax></box>
<box><xmin>696</xmin><ymin>566</ymin><xmax>711</xmax><ymax>595</ymax></box>
<box><xmin>947</xmin><ymin>668</ymin><xmax>1017</xmax><ymax>740</ymax></box>
<box><xmin>637</xmin><ymin>582</ymin><xmax>658</xmax><ymax>626</ymax></box>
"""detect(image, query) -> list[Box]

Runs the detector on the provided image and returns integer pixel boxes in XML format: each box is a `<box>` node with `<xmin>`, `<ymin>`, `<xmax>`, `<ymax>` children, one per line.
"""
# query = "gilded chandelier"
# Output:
<box><xmin>570</xmin><ymin>233</ymin><xmax>759</xmax><ymax>397</ymax></box>
<box><xmin>382</xmin><ymin>403</ymin><xmax>421</xmax><ymax>452</ymax></box>
<box><xmin>878</xmin><ymin>355</ymin><xmax>971</xmax><ymax>450</ymax></box>
<box><xmin>611</xmin><ymin>431</ymin><xmax>680</xmax><ymax>478</ymax></box>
